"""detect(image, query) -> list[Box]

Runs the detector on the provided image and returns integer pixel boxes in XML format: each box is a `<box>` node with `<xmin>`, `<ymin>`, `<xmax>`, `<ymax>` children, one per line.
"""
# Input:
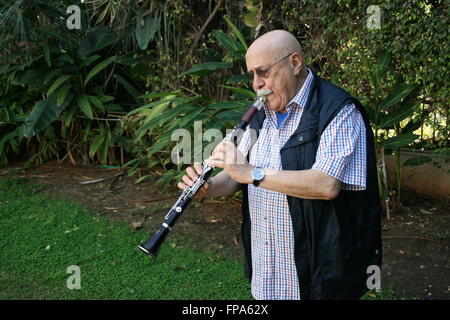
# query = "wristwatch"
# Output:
<box><xmin>251</xmin><ymin>167</ymin><xmax>265</xmax><ymax>187</ymax></box>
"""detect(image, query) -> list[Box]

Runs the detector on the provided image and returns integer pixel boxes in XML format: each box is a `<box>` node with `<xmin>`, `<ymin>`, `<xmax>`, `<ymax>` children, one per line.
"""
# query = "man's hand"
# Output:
<box><xmin>205</xmin><ymin>141</ymin><xmax>253</xmax><ymax>184</ymax></box>
<box><xmin>177</xmin><ymin>162</ymin><xmax>210</xmax><ymax>199</ymax></box>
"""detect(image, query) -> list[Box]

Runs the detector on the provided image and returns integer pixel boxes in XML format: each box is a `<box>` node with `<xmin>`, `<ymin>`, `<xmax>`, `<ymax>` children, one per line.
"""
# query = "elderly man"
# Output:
<box><xmin>178</xmin><ymin>30</ymin><xmax>382</xmax><ymax>300</ymax></box>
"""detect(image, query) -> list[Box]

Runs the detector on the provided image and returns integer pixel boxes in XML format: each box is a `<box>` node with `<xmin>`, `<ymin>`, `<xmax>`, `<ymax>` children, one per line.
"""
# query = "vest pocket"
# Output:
<box><xmin>281</xmin><ymin>126</ymin><xmax>319</xmax><ymax>150</ymax></box>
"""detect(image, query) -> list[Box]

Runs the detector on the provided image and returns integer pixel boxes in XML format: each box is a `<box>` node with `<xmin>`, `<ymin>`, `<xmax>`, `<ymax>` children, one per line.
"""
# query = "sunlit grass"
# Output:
<box><xmin>0</xmin><ymin>177</ymin><xmax>252</xmax><ymax>300</ymax></box>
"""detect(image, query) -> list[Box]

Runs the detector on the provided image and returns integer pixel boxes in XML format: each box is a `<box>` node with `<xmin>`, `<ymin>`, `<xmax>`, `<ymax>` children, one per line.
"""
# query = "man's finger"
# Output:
<box><xmin>205</xmin><ymin>159</ymin><xmax>223</xmax><ymax>168</ymax></box>
<box><xmin>213</xmin><ymin>142</ymin><xmax>226</xmax><ymax>154</ymax></box>
<box><xmin>208</xmin><ymin>151</ymin><xmax>225</xmax><ymax>163</ymax></box>
<box><xmin>193</xmin><ymin>162</ymin><xmax>203</xmax><ymax>175</ymax></box>
<box><xmin>186</xmin><ymin>166</ymin><xmax>198</xmax><ymax>180</ymax></box>
<box><xmin>222</xmin><ymin>140</ymin><xmax>235</xmax><ymax>148</ymax></box>
<box><xmin>182</xmin><ymin>175</ymin><xmax>194</xmax><ymax>187</ymax></box>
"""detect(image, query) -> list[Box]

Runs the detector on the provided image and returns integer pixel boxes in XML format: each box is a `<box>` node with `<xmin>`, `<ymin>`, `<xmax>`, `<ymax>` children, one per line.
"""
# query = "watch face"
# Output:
<box><xmin>253</xmin><ymin>168</ymin><xmax>265</xmax><ymax>180</ymax></box>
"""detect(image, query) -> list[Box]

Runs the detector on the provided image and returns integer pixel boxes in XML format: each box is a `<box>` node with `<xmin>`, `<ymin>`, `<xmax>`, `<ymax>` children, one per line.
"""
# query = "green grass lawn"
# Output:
<box><xmin>0</xmin><ymin>177</ymin><xmax>252</xmax><ymax>299</ymax></box>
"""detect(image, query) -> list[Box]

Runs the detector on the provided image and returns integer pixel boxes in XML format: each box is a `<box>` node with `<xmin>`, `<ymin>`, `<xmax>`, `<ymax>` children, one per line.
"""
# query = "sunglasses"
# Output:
<box><xmin>247</xmin><ymin>52</ymin><xmax>294</xmax><ymax>79</ymax></box>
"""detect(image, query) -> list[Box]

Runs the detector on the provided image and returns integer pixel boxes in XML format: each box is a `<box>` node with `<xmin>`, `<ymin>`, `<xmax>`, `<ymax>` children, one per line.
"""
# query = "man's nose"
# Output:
<box><xmin>252</xmin><ymin>74</ymin><xmax>265</xmax><ymax>91</ymax></box>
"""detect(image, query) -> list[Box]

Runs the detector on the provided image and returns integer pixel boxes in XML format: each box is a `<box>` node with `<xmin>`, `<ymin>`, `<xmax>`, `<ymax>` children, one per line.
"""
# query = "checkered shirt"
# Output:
<box><xmin>237</xmin><ymin>68</ymin><xmax>367</xmax><ymax>300</ymax></box>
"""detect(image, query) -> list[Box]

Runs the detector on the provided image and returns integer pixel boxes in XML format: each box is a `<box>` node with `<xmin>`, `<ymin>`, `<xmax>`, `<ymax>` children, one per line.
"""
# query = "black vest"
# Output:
<box><xmin>241</xmin><ymin>70</ymin><xmax>382</xmax><ymax>300</ymax></box>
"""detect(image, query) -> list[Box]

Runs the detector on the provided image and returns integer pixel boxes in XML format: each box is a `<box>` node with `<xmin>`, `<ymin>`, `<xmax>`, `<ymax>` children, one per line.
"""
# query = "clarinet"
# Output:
<box><xmin>137</xmin><ymin>91</ymin><xmax>270</xmax><ymax>258</ymax></box>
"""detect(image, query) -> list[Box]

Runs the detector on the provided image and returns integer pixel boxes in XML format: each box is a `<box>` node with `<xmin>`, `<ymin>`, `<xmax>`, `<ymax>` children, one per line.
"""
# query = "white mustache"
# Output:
<box><xmin>257</xmin><ymin>89</ymin><xmax>272</xmax><ymax>97</ymax></box>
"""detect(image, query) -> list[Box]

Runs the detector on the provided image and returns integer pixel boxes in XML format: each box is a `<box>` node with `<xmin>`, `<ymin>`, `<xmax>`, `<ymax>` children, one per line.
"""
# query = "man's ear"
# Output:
<box><xmin>291</xmin><ymin>53</ymin><xmax>303</xmax><ymax>76</ymax></box>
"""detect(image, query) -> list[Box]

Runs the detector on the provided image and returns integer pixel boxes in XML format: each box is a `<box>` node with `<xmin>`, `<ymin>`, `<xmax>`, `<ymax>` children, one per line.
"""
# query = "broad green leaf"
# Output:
<box><xmin>43</xmin><ymin>43</ymin><xmax>51</xmax><ymax>67</ymax></box>
<box><xmin>80</xmin><ymin>27</ymin><xmax>118</xmax><ymax>57</ymax></box>
<box><xmin>224</xmin><ymin>16</ymin><xmax>248</xmax><ymax>49</ymax></box>
<box><xmin>403</xmin><ymin>156</ymin><xmax>432</xmax><ymax>167</ymax></box>
<box><xmin>207</xmin><ymin>100</ymin><xmax>250</xmax><ymax>109</ymax></box>
<box><xmin>115</xmin><ymin>54</ymin><xmax>144</xmax><ymax>66</ymax></box>
<box><xmin>126</xmin><ymin>96</ymin><xmax>182</xmax><ymax>117</ymax></box>
<box><xmin>105</xmin><ymin>104</ymin><xmax>123</xmax><ymax>111</ymax></box>
<box><xmin>0</xmin><ymin>128</ymin><xmax>20</xmax><ymax>155</ymax></box>
<box><xmin>135</xmin><ymin>103</ymin><xmax>198</xmax><ymax>136</ymax></box>
<box><xmin>382</xmin><ymin>133</ymin><xmax>419</xmax><ymax>150</ymax></box>
<box><xmin>402</xmin><ymin>119</ymin><xmax>422</xmax><ymax>134</ymax></box>
<box><xmin>56</xmin><ymin>83</ymin><xmax>72</xmax><ymax>106</ymax></box>
<box><xmin>381</xmin><ymin>84</ymin><xmax>415</xmax><ymax>110</ymax></box>
<box><xmin>44</xmin><ymin>68</ymin><xmax>62</xmax><ymax>84</ymax></box>
<box><xmin>141</xmin><ymin>100</ymin><xmax>175</xmax><ymax>120</ymax></box>
<box><xmin>81</xmin><ymin>55</ymin><xmax>101</xmax><ymax>67</ymax></box>
<box><xmin>134</xmin><ymin>175</ymin><xmax>152</xmax><ymax>184</ymax></box>
<box><xmin>114</xmin><ymin>74</ymin><xmax>143</xmax><ymax>104</ymax></box>
<box><xmin>213</xmin><ymin>30</ymin><xmax>246</xmax><ymax>60</ymax></box>
<box><xmin>59</xmin><ymin>54</ymin><xmax>75</xmax><ymax>65</ymax></box>
<box><xmin>47</xmin><ymin>75</ymin><xmax>72</xmax><ymax>97</ymax></box>
<box><xmin>12</xmin><ymin>69</ymin><xmax>43</xmax><ymax>86</ymax></box>
<box><xmin>37</xmin><ymin>27</ymin><xmax>77</xmax><ymax>46</ymax></box>
<box><xmin>242</xmin><ymin>2</ymin><xmax>260</xmax><ymax>28</ymax></box>
<box><xmin>63</xmin><ymin>105</ymin><xmax>78</xmax><ymax>127</ymax></box>
<box><xmin>22</xmin><ymin>98</ymin><xmax>60</xmax><ymax>137</ymax></box>
<box><xmin>226</xmin><ymin>74</ymin><xmax>250</xmax><ymax>84</ymax></box>
<box><xmin>375</xmin><ymin>50</ymin><xmax>391</xmax><ymax>81</ymax></box>
<box><xmin>86</xmin><ymin>95</ymin><xmax>105</xmax><ymax>112</ymax></box>
<box><xmin>180</xmin><ymin>62</ymin><xmax>233</xmax><ymax>76</ymax></box>
<box><xmin>76</xmin><ymin>94</ymin><xmax>93</xmax><ymax>119</ymax></box>
<box><xmin>176</xmin><ymin>107</ymin><xmax>206</xmax><ymax>128</ymax></box>
<box><xmin>147</xmin><ymin>134</ymin><xmax>172</xmax><ymax>156</ymax></box>
<box><xmin>221</xmin><ymin>85</ymin><xmax>256</xmax><ymax>98</ymax></box>
<box><xmin>215</xmin><ymin>109</ymin><xmax>243</xmax><ymax>122</ymax></box>
<box><xmin>380</xmin><ymin>102</ymin><xmax>416</xmax><ymax>129</ymax></box>
<box><xmin>135</xmin><ymin>11</ymin><xmax>161</xmax><ymax>50</ymax></box>
<box><xmin>89</xmin><ymin>134</ymin><xmax>105</xmax><ymax>158</ymax></box>
<box><xmin>84</xmin><ymin>56</ymin><xmax>116</xmax><ymax>86</ymax></box>
<box><xmin>139</xmin><ymin>91</ymin><xmax>181</xmax><ymax>100</ymax></box>
<box><xmin>99</xmin><ymin>95</ymin><xmax>114</xmax><ymax>104</ymax></box>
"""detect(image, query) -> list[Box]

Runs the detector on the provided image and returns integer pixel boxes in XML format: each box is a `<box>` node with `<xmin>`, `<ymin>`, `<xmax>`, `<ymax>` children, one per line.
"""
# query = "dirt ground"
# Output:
<box><xmin>1</xmin><ymin>161</ymin><xmax>449</xmax><ymax>300</ymax></box>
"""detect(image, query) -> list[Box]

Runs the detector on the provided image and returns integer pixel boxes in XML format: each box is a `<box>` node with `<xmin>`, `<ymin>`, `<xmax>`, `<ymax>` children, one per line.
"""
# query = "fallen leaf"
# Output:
<box><xmin>420</xmin><ymin>209</ymin><xmax>433</xmax><ymax>215</ymax></box>
<box><xmin>132</xmin><ymin>221</ymin><xmax>142</xmax><ymax>229</ymax></box>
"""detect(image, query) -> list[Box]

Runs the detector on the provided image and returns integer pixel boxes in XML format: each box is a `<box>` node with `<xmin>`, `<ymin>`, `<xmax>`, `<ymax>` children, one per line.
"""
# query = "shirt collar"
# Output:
<box><xmin>264</xmin><ymin>67</ymin><xmax>314</xmax><ymax>118</ymax></box>
<box><xmin>285</xmin><ymin>67</ymin><xmax>313</xmax><ymax>111</ymax></box>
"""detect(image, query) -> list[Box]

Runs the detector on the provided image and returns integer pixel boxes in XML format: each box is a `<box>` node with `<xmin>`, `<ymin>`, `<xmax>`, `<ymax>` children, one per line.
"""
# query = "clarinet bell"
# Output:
<box><xmin>137</xmin><ymin>224</ymin><xmax>171</xmax><ymax>258</ymax></box>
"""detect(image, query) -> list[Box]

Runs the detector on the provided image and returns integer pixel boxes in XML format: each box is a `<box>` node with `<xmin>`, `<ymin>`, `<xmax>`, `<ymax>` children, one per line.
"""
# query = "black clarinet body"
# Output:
<box><xmin>138</xmin><ymin>92</ymin><xmax>269</xmax><ymax>258</ymax></box>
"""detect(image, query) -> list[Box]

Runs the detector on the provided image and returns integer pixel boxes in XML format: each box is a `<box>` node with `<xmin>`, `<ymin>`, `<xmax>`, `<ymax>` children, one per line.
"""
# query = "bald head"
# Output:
<box><xmin>245</xmin><ymin>30</ymin><xmax>307</xmax><ymax>113</ymax></box>
<box><xmin>246</xmin><ymin>30</ymin><xmax>303</xmax><ymax>62</ymax></box>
